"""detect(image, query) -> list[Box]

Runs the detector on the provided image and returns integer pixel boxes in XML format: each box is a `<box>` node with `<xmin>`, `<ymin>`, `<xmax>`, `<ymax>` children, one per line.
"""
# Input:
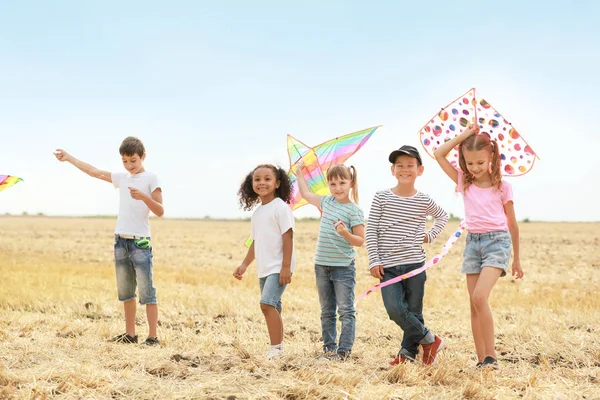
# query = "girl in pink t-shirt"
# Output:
<box><xmin>434</xmin><ymin>123</ymin><xmax>524</xmax><ymax>369</ymax></box>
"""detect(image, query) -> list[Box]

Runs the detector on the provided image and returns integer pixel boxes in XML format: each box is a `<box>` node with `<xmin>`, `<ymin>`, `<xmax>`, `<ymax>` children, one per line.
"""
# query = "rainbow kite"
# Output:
<box><xmin>0</xmin><ymin>175</ymin><xmax>23</xmax><ymax>192</ymax></box>
<box><xmin>244</xmin><ymin>126</ymin><xmax>379</xmax><ymax>248</ymax></box>
<box><xmin>287</xmin><ymin>125</ymin><xmax>380</xmax><ymax>210</ymax></box>
<box><xmin>419</xmin><ymin>87</ymin><xmax>539</xmax><ymax>176</ymax></box>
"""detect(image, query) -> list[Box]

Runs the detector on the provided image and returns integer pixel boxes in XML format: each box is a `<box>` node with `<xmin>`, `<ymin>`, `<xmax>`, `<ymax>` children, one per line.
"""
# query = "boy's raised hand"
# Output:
<box><xmin>370</xmin><ymin>265</ymin><xmax>384</xmax><ymax>280</ymax></box>
<box><xmin>54</xmin><ymin>149</ymin><xmax>71</xmax><ymax>162</ymax></box>
<box><xmin>296</xmin><ymin>160</ymin><xmax>305</xmax><ymax>174</ymax></box>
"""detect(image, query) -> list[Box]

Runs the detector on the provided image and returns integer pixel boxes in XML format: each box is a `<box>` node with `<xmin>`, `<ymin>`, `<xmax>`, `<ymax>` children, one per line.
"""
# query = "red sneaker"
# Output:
<box><xmin>421</xmin><ymin>335</ymin><xmax>444</xmax><ymax>365</ymax></box>
<box><xmin>390</xmin><ymin>353</ymin><xmax>415</xmax><ymax>366</ymax></box>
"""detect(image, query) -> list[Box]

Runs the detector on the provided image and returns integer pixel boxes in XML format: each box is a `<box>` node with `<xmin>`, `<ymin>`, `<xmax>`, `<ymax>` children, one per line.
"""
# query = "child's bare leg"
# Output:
<box><xmin>466</xmin><ymin>274</ymin><xmax>485</xmax><ymax>362</ymax></box>
<box><xmin>124</xmin><ymin>299</ymin><xmax>137</xmax><ymax>336</ymax></box>
<box><xmin>471</xmin><ymin>267</ymin><xmax>503</xmax><ymax>359</ymax></box>
<box><xmin>278</xmin><ymin>309</ymin><xmax>283</xmax><ymax>342</ymax></box>
<box><xmin>260</xmin><ymin>304</ymin><xmax>283</xmax><ymax>345</ymax></box>
<box><xmin>146</xmin><ymin>304</ymin><xmax>158</xmax><ymax>338</ymax></box>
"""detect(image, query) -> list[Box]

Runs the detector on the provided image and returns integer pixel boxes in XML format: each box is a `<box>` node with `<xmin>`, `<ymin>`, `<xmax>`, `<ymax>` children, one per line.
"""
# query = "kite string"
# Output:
<box><xmin>354</xmin><ymin>220</ymin><xmax>468</xmax><ymax>307</ymax></box>
<box><xmin>473</xmin><ymin>87</ymin><xmax>478</xmax><ymax>124</ymax></box>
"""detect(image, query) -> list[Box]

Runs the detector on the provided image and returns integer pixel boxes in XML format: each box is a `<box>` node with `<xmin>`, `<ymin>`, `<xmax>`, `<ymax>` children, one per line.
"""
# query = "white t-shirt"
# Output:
<box><xmin>111</xmin><ymin>171</ymin><xmax>161</xmax><ymax>237</ymax></box>
<box><xmin>250</xmin><ymin>197</ymin><xmax>296</xmax><ymax>278</ymax></box>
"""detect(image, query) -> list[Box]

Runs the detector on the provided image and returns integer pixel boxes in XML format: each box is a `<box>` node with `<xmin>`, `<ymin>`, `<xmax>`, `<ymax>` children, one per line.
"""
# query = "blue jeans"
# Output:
<box><xmin>315</xmin><ymin>262</ymin><xmax>356</xmax><ymax>354</ymax></box>
<box><xmin>259</xmin><ymin>273</ymin><xmax>287</xmax><ymax>311</ymax></box>
<box><xmin>114</xmin><ymin>236</ymin><xmax>157</xmax><ymax>305</ymax></box>
<box><xmin>380</xmin><ymin>262</ymin><xmax>429</xmax><ymax>358</ymax></box>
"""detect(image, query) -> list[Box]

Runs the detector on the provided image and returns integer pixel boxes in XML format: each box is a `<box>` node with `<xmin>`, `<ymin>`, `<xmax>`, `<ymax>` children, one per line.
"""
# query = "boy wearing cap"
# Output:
<box><xmin>365</xmin><ymin>145</ymin><xmax>448</xmax><ymax>365</ymax></box>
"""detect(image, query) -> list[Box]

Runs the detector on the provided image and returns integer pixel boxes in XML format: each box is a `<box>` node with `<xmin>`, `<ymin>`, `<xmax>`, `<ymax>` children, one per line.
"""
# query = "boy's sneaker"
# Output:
<box><xmin>265</xmin><ymin>346</ymin><xmax>284</xmax><ymax>359</ymax></box>
<box><xmin>109</xmin><ymin>333</ymin><xmax>138</xmax><ymax>344</ymax></box>
<box><xmin>480</xmin><ymin>356</ymin><xmax>499</xmax><ymax>369</ymax></box>
<box><xmin>318</xmin><ymin>352</ymin><xmax>340</xmax><ymax>361</ymax></box>
<box><xmin>143</xmin><ymin>337</ymin><xmax>160</xmax><ymax>346</ymax></box>
<box><xmin>390</xmin><ymin>353</ymin><xmax>415</xmax><ymax>366</ymax></box>
<box><xmin>421</xmin><ymin>335</ymin><xmax>444</xmax><ymax>365</ymax></box>
<box><xmin>318</xmin><ymin>351</ymin><xmax>349</xmax><ymax>361</ymax></box>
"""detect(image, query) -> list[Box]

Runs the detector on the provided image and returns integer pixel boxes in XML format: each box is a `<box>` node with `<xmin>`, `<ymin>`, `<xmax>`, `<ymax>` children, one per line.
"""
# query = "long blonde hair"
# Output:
<box><xmin>326</xmin><ymin>164</ymin><xmax>359</xmax><ymax>203</ymax></box>
<box><xmin>458</xmin><ymin>134</ymin><xmax>502</xmax><ymax>191</ymax></box>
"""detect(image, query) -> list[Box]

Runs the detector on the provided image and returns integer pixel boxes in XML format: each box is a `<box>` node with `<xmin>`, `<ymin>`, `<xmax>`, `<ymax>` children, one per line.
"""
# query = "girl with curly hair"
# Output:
<box><xmin>233</xmin><ymin>164</ymin><xmax>295</xmax><ymax>359</ymax></box>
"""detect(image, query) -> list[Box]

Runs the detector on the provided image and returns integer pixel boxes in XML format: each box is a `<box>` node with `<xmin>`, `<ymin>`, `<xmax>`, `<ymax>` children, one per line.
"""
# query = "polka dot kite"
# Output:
<box><xmin>418</xmin><ymin>88</ymin><xmax>539</xmax><ymax>177</ymax></box>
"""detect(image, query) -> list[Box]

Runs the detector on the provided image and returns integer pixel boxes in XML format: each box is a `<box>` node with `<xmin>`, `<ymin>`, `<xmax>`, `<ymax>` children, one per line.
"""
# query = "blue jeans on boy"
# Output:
<box><xmin>315</xmin><ymin>261</ymin><xmax>356</xmax><ymax>355</ymax></box>
<box><xmin>380</xmin><ymin>262</ymin><xmax>430</xmax><ymax>358</ymax></box>
<box><xmin>114</xmin><ymin>236</ymin><xmax>157</xmax><ymax>305</ymax></box>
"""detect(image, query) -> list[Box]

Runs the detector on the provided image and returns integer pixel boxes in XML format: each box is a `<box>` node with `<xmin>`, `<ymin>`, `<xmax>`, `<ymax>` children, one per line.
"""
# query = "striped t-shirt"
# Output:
<box><xmin>314</xmin><ymin>195</ymin><xmax>365</xmax><ymax>267</ymax></box>
<box><xmin>365</xmin><ymin>189</ymin><xmax>448</xmax><ymax>269</ymax></box>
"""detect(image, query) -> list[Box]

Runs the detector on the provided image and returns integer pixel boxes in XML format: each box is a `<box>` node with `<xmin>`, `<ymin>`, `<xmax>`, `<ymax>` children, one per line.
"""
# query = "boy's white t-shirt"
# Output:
<box><xmin>250</xmin><ymin>197</ymin><xmax>296</xmax><ymax>278</ymax></box>
<box><xmin>111</xmin><ymin>171</ymin><xmax>161</xmax><ymax>237</ymax></box>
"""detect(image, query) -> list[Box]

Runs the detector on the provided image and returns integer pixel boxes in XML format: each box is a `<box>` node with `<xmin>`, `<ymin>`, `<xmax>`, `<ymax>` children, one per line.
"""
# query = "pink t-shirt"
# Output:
<box><xmin>457</xmin><ymin>170</ymin><xmax>513</xmax><ymax>233</ymax></box>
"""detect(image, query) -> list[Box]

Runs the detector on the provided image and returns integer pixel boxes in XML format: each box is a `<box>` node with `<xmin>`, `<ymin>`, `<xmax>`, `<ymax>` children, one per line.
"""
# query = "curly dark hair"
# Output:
<box><xmin>238</xmin><ymin>164</ymin><xmax>293</xmax><ymax>211</ymax></box>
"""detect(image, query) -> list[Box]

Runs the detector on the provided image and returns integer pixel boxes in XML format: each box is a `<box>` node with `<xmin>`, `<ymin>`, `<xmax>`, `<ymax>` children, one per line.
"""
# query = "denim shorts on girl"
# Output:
<box><xmin>461</xmin><ymin>231</ymin><xmax>512</xmax><ymax>277</ymax></box>
<box><xmin>259</xmin><ymin>273</ymin><xmax>287</xmax><ymax>311</ymax></box>
<box><xmin>114</xmin><ymin>235</ymin><xmax>157</xmax><ymax>305</ymax></box>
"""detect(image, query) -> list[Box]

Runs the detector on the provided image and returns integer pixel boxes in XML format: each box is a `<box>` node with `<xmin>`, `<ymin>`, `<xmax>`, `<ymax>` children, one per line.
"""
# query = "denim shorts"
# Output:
<box><xmin>461</xmin><ymin>231</ymin><xmax>511</xmax><ymax>277</ymax></box>
<box><xmin>114</xmin><ymin>235</ymin><xmax>157</xmax><ymax>305</ymax></box>
<box><xmin>259</xmin><ymin>273</ymin><xmax>287</xmax><ymax>311</ymax></box>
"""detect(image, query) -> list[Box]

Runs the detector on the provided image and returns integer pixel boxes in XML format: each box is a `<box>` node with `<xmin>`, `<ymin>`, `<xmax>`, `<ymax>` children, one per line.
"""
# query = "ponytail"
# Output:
<box><xmin>349</xmin><ymin>165</ymin><xmax>359</xmax><ymax>204</ymax></box>
<box><xmin>490</xmin><ymin>141</ymin><xmax>502</xmax><ymax>190</ymax></box>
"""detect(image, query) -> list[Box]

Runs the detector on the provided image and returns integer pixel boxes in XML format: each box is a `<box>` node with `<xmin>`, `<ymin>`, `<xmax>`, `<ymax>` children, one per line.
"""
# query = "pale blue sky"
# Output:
<box><xmin>1</xmin><ymin>1</ymin><xmax>598</xmax><ymax>221</ymax></box>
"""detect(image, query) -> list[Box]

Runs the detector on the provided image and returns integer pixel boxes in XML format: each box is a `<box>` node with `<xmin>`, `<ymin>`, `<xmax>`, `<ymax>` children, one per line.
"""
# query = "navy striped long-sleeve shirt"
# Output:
<box><xmin>365</xmin><ymin>189</ymin><xmax>448</xmax><ymax>269</ymax></box>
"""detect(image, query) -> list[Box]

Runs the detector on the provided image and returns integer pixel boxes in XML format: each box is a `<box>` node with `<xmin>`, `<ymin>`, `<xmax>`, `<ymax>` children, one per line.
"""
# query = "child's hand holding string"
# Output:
<box><xmin>334</xmin><ymin>219</ymin><xmax>349</xmax><ymax>235</ymax></box>
<box><xmin>296</xmin><ymin>160</ymin><xmax>305</xmax><ymax>175</ymax></box>
<box><xmin>464</xmin><ymin>123</ymin><xmax>480</xmax><ymax>137</ymax></box>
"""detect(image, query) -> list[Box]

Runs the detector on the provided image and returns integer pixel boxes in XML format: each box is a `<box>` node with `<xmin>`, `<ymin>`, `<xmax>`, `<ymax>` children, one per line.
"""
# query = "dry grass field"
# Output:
<box><xmin>0</xmin><ymin>216</ymin><xmax>599</xmax><ymax>399</ymax></box>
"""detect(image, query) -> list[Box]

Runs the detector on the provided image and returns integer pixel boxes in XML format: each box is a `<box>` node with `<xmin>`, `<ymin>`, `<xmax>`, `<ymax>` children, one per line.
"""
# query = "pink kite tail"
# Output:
<box><xmin>354</xmin><ymin>220</ymin><xmax>468</xmax><ymax>307</ymax></box>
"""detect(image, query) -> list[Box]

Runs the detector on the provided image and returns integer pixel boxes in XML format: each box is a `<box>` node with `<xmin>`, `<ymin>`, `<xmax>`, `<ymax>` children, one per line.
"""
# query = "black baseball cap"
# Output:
<box><xmin>388</xmin><ymin>145</ymin><xmax>422</xmax><ymax>166</ymax></box>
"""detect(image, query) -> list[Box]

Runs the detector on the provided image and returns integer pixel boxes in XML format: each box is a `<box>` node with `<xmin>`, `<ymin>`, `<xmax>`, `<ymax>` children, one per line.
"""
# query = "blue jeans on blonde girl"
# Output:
<box><xmin>314</xmin><ymin>261</ymin><xmax>356</xmax><ymax>356</ymax></box>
